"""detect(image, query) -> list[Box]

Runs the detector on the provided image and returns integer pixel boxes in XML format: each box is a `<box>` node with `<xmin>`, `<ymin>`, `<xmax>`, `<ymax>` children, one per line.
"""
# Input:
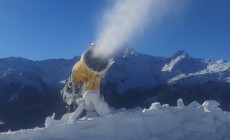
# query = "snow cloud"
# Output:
<box><xmin>94</xmin><ymin>0</ymin><xmax>187</xmax><ymax>57</ymax></box>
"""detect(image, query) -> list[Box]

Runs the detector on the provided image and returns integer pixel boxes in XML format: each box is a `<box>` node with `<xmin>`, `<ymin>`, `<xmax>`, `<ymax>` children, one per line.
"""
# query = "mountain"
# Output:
<box><xmin>0</xmin><ymin>48</ymin><xmax>230</xmax><ymax>132</ymax></box>
<box><xmin>0</xmin><ymin>57</ymin><xmax>79</xmax><ymax>132</ymax></box>
<box><xmin>103</xmin><ymin>49</ymin><xmax>230</xmax><ymax>91</ymax></box>
<box><xmin>101</xmin><ymin>49</ymin><xmax>230</xmax><ymax>109</ymax></box>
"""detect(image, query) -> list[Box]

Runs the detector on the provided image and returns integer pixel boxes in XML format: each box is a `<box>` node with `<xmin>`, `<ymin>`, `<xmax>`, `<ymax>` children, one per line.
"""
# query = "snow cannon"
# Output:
<box><xmin>82</xmin><ymin>48</ymin><xmax>110</xmax><ymax>75</ymax></box>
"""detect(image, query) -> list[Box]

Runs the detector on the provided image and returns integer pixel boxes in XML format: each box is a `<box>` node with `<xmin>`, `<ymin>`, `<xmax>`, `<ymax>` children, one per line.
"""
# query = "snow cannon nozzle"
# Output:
<box><xmin>82</xmin><ymin>48</ymin><xmax>110</xmax><ymax>75</ymax></box>
<box><xmin>88</xmin><ymin>42</ymin><xmax>95</xmax><ymax>48</ymax></box>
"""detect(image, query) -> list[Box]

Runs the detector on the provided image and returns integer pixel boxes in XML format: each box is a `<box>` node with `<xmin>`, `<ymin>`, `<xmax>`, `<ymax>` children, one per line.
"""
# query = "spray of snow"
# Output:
<box><xmin>94</xmin><ymin>0</ymin><xmax>187</xmax><ymax>57</ymax></box>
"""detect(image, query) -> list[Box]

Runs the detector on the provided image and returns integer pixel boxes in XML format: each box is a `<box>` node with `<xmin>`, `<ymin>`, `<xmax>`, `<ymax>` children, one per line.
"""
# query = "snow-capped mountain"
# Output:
<box><xmin>0</xmin><ymin>57</ymin><xmax>78</xmax><ymax>132</ymax></box>
<box><xmin>100</xmin><ymin>48</ymin><xmax>230</xmax><ymax>109</ymax></box>
<box><xmin>0</xmin><ymin>49</ymin><xmax>229</xmax><ymax>101</ymax></box>
<box><xmin>0</xmin><ymin>48</ymin><xmax>230</xmax><ymax>132</ymax></box>
<box><xmin>0</xmin><ymin>57</ymin><xmax>78</xmax><ymax>101</ymax></box>
<box><xmin>103</xmin><ymin>49</ymin><xmax>230</xmax><ymax>93</ymax></box>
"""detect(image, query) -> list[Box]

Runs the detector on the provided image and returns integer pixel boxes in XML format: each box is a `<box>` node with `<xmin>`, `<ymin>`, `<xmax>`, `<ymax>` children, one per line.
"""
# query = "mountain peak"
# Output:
<box><xmin>162</xmin><ymin>51</ymin><xmax>192</xmax><ymax>72</ymax></box>
<box><xmin>173</xmin><ymin>51</ymin><xmax>191</xmax><ymax>59</ymax></box>
<box><xmin>116</xmin><ymin>47</ymin><xmax>138</xmax><ymax>58</ymax></box>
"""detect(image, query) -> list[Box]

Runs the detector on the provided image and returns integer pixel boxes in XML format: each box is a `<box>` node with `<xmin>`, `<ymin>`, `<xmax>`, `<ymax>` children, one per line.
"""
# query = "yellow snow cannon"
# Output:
<box><xmin>72</xmin><ymin>47</ymin><xmax>110</xmax><ymax>91</ymax></box>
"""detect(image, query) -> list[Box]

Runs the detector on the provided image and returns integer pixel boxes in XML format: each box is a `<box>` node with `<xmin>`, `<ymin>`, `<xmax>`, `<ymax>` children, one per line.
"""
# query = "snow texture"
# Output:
<box><xmin>1</xmin><ymin>99</ymin><xmax>230</xmax><ymax>140</ymax></box>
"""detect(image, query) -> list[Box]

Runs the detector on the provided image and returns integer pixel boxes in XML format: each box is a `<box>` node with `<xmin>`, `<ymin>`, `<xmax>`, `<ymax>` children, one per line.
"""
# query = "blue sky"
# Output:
<box><xmin>0</xmin><ymin>0</ymin><xmax>229</xmax><ymax>61</ymax></box>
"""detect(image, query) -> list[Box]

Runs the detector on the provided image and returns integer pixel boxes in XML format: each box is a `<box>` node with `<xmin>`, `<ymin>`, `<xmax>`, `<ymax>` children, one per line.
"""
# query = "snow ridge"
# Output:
<box><xmin>1</xmin><ymin>99</ymin><xmax>230</xmax><ymax>140</ymax></box>
<box><xmin>1</xmin><ymin>49</ymin><xmax>230</xmax><ymax>99</ymax></box>
<box><xmin>167</xmin><ymin>59</ymin><xmax>230</xmax><ymax>84</ymax></box>
<box><xmin>162</xmin><ymin>51</ymin><xmax>189</xmax><ymax>72</ymax></box>
<box><xmin>207</xmin><ymin>60</ymin><xmax>230</xmax><ymax>73</ymax></box>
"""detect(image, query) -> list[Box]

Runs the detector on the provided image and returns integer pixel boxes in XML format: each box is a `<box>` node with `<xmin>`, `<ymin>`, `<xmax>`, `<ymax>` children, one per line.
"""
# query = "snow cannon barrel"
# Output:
<box><xmin>82</xmin><ymin>48</ymin><xmax>110</xmax><ymax>75</ymax></box>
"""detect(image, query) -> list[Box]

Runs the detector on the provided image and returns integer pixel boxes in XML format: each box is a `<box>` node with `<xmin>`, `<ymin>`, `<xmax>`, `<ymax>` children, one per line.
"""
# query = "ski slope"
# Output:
<box><xmin>1</xmin><ymin>99</ymin><xmax>230</xmax><ymax>140</ymax></box>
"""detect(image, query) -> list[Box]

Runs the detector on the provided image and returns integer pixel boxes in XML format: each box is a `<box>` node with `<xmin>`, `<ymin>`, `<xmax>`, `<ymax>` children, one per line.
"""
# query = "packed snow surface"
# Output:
<box><xmin>1</xmin><ymin>99</ymin><xmax>230</xmax><ymax>140</ymax></box>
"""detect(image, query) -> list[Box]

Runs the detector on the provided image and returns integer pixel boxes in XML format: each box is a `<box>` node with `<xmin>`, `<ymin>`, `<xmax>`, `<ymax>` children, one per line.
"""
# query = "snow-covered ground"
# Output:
<box><xmin>1</xmin><ymin>99</ymin><xmax>230</xmax><ymax>140</ymax></box>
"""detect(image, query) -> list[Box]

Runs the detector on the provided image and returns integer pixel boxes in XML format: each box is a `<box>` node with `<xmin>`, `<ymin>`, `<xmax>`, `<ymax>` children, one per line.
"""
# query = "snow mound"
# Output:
<box><xmin>1</xmin><ymin>99</ymin><xmax>230</xmax><ymax>140</ymax></box>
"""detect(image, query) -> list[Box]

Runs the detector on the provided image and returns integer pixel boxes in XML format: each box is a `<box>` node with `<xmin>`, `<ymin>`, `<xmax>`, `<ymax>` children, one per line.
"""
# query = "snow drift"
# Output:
<box><xmin>1</xmin><ymin>99</ymin><xmax>230</xmax><ymax>140</ymax></box>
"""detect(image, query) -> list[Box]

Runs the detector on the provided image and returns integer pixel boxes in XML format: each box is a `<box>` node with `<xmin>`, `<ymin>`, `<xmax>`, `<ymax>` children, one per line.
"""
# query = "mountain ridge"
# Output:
<box><xmin>0</xmin><ymin>48</ymin><xmax>230</xmax><ymax>132</ymax></box>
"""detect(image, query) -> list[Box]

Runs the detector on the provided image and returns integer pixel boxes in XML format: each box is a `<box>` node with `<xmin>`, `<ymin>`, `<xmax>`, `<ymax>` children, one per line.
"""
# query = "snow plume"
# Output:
<box><xmin>94</xmin><ymin>0</ymin><xmax>186</xmax><ymax>57</ymax></box>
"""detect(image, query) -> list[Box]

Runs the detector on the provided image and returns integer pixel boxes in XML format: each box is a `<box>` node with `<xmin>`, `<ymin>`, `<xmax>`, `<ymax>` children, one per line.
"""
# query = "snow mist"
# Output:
<box><xmin>94</xmin><ymin>0</ymin><xmax>186</xmax><ymax>57</ymax></box>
